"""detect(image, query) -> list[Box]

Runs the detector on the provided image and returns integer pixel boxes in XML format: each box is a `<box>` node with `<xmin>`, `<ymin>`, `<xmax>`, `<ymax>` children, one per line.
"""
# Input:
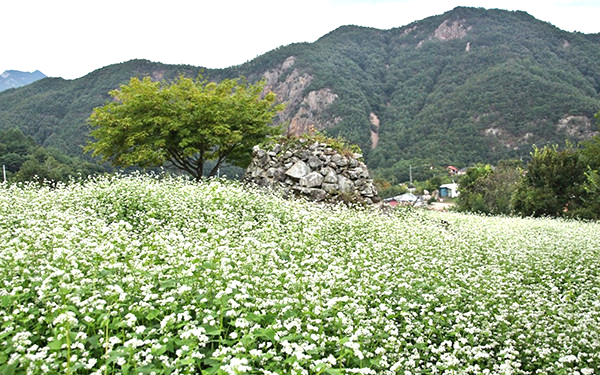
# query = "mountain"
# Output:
<box><xmin>0</xmin><ymin>70</ymin><xmax>46</xmax><ymax>92</ymax></box>
<box><xmin>0</xmin><ymin>60</ymin><xmax>203</xmax><ymax>156</ymax></box>
<box><xmin>0</xmin><ymin>7</ymin><xmax>599</xmax><ymax>182</ymax></box>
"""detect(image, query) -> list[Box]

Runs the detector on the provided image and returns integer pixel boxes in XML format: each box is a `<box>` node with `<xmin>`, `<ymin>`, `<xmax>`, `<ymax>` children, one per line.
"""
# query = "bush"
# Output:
<box><xmin>513</xmin><ymin>145</ymin><xmax>587</xmax><ymax>217</ymax></box>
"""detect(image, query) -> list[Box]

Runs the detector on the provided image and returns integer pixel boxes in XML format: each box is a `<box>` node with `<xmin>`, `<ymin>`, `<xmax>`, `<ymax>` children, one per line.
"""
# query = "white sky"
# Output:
<box><xmin>2</xmin><ymin>0</ymin><xmax>600</xmax><ymax>80</ymax></box>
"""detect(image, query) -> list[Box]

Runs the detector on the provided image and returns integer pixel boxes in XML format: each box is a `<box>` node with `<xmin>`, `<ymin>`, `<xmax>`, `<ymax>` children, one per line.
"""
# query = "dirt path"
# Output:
<box><xmin>428</xmin><ymin>201</ymin><xmax>455</xmax><ymax>211</ymax></box>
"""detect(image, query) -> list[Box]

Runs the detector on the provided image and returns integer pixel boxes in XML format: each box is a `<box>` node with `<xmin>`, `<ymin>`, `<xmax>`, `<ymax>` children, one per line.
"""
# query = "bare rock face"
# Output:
<box><xmin>432</xmin><ymin>19</ymin><xmax>470</xmax><ymax>41</ymax></box>
<box><xmin>556</xmin><ymin>115</ymin><xmax>599</xmax><ymax>138</ymax></box>
<box><xmin>369</xmin><ymin>112</ymin><xmax>380</xmax><ymax>149</ymax></box>
<box><xmin>261</xmin><ymin>56</ymin><xmax>341</xmax><ymax>135</ymax></box>
<box><xmin>288</xmin><ymin>89</ymin><xmax>340</xmax><ymax>134</ymax></box>
<box><xmin>245</xmin><ymin>140</ymin><xmax>380</xmax><ymax>205</ymax></box>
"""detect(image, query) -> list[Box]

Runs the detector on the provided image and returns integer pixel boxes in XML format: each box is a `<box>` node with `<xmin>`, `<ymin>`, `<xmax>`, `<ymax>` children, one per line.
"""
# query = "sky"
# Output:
<box><xmin>3</xmin><ymin>0</ymin><xmax>600</xmax><ymax>80</ymax></box>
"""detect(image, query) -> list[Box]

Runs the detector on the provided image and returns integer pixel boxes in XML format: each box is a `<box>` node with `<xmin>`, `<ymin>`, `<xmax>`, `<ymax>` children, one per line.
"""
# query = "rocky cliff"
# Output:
<box><xmin>244</xmin><ymin>139</ymin><xmax>380</xmax><ymax>205</ymax></box>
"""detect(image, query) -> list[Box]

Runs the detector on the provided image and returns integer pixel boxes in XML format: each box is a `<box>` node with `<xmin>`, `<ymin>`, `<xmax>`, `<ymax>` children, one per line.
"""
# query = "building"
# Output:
<box><xmin>439</xmin><ymin>183</ymin><xmax>459</xmax><ymax>198</ymax></box>
<box><xmin>384</xmin><ymin>193</ymin><xmax>418</xmax><ymax>207</ymax></box>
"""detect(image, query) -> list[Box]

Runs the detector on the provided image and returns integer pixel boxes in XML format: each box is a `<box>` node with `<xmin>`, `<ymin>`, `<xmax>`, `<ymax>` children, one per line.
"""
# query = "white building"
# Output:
<box><xmin>439</xmin><ymin>183</ymin><xmax>459</xmax><ymax>198</ymax></box>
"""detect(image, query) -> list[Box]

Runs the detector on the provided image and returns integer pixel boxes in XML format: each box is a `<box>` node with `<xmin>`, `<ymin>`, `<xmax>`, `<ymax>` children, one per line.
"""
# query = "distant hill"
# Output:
<box><xmin>0</xmin><ymin>70</ymin><xmax>46</xmax><ymax>92</ymax></box>
<box><xmin>0</xmin><ymin>7</ymin><xmax>599</xmax><ymax>182</ymax></box>
<box><xmin>0</xmin><ymin>60</ymin><xmax>203</xmax><ymax>156</ymax></box>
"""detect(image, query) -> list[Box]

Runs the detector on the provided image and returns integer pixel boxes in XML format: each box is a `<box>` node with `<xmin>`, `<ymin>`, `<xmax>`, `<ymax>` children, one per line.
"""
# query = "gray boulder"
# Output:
<box><xmin>285</xmin><ymin>160</ymin><xmax>311</xmax><ymax>179</ymax></box>
<box><xmin>300</xmin><ymin>172</ymin><xmax>324</xmax><ymax>188</ymax></box>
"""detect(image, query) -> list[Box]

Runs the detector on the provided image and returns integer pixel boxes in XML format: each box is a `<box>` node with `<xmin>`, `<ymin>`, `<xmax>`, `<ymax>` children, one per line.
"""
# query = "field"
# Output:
<box><xmin>1</xmin><ymin>174</ymin><xmax>599</xmax><ymax>374</ymax></box>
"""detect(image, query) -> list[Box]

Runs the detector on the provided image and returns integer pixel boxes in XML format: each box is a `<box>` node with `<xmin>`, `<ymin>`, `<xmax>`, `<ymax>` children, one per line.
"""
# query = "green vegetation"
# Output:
<box><xmin>512</xmin><ymin>144</ymin><xmax>588</xmax><ymax>217</ymax></box>
<box><xmin>0</xmin><ymin>128</ymin><xmax>105</xmax><ymax>184</ymax></box>
<box><xmin>457</xmin><ymin>113</ymin><xmax>600</xmax><ymax>220</ymax></box>
<box><xmin>1</xmin><ymin>8</ymin><xmax>599</xmax><ymax>184</ymax></box>
<box><xmin>86</xmin><ymin>76</ymin><xmax>284</xmax><ymax>181</ymax></box>
<box><xmin>0</xmin><ymin>60</ymin><xmax>203</xmax><ymax>157</ymax></box>
<box><xmin>1</xmin><ymin>174</ymin><xmax>599</xmax><ymax>374</ymax></box>
<box><xmin>457</xmin><ymin>160</ymin><xmax>522</xmax><ymax>215</ymax></box>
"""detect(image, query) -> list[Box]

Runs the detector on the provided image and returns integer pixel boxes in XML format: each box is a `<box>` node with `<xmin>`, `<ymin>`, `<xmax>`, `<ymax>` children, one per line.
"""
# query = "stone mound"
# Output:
<box><xmin>244</xmin><ymin>140</ymin><xmax>380</xmax><ymax>204</ymax></box>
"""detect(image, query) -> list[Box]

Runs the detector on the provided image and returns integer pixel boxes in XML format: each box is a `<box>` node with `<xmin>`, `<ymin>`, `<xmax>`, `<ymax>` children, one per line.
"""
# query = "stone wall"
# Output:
<box><xmin>244</xmin><ymin>140</ymin><xmax>380</xmax><ymax>204</ymax></box>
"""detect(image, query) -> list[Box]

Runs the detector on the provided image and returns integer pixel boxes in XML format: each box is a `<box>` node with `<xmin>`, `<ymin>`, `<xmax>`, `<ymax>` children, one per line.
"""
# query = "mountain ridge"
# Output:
<box><xmin>1</xmin><ymin>7</ymin><xmax>599</xmax><ymax>182</ymax></box>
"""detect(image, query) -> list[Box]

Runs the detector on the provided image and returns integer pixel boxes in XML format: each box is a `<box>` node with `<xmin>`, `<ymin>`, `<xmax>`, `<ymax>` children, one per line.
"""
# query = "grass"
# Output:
<box><xmin>1</xmin><ymin>173</ymin><xmax>599</xmax><ymax>374</ymax></box>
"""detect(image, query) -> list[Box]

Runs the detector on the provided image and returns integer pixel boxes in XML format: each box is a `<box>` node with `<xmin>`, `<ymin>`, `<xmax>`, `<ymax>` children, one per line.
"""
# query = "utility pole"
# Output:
<box><xmin>409</xmin><ymin>164</ymin><xmax>413</xmax><ymax>186</ymax></box>
<box><xmin>2</xmin><ymin>165</ymin><xmax>5</xmax><ymax>183</ymax></box>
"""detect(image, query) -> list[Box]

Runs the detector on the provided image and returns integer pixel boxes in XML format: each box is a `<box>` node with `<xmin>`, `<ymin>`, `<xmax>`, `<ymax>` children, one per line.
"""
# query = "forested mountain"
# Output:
<box><xmin>1</xmin><ymin>7</ymin><xmax>599</xmax><ymax>182</ymax></box>
<box><xmin>0</xmin><ymin>70</ymin><xmax>46</xmax><ymax>92</ymax></box>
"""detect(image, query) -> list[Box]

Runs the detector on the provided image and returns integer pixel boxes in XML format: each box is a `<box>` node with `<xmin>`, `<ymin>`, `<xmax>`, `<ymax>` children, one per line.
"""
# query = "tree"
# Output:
<box><xmin>512</xmin><ymin>145</ymin><xmax>587</xmax><ymax>217</ymax></box>
<box><xmin>86</xmin><ymin>75</ymin><xmax>284</xmax><ymax>180</ymax></box>
<box><xmin>456</xmin><ymin>164</ymin><xmax>494</xmax><ymax>214</ymax></box>
<box><xmin>573</xmin><ymin>111</ymin><xmax>600</xmax><ymax>219</ymax></box>
<box><xmin>457</xmin><ymin>161</ymin><xmax>522</xmax><ymax>215</ymax></box>
<box><xmin>579</xmin><ymin>111</ymin><xmax>600</xmax><ymax>171</ymax></box>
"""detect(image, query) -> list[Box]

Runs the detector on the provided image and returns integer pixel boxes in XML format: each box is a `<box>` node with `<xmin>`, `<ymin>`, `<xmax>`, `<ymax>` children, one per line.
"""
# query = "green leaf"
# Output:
<box><xmin>1</xmin><ymin>295</ymin><xmax>12</xmax><ymax>308</ymax></box>
<box><xmin>87</xmin><ymin>335</ymin><xmax>100</xmax><ymax>349</ymax></box>
<box><xmin>179</xmin><ymin>357</ymin><xmax>195</xmax><ymax>366</ymax></box>
<box><xmin>48</xmin><ymin>339</ymin><xmax>63</xmax><ymax>350</ymax></box>
<box><xmin>202</xmin><ymin>325</ymin><xmax>222</xmax><ymax>336</ymax></box>
<box><xmin>146</xmin><ymin>309</ymin><xmax>160</xmax><ymax>320</ymax></box>
<box><xmin>254</xmin><ymin>328</ymin><xmax>276</xmax><ymax>342</ymax></box>
<box><xmin>160</xmin><ymin>279</ymin><xmax>177</xmax><ymax>290</ymax></box>
<box><xmin>136</xmin><ymin>365</ymin><xmax>163</xmax><ymax>374</ymax></box>
<box><xmin>155</xmin><ymin>344</ymin><xmax>167</xmax><ymax>356</ymax></box>
<box><xmin>0</xmin><ymin>363</ymin><xmax>17</xmax><ymax>375</ymax></box>
<box><xmin>106</xmin><ymin>350</ymin><xmax>124</xmax><ymax>365</ymax></box>
<box><xmin>201</xmin><ymin>363</ymin><xmax>221</xmax><ymax>375</ymax></box>
<box><xmin>245</xmin><ymin>312</ymin><xmax>264</xmax><ymax>323</ymax></box>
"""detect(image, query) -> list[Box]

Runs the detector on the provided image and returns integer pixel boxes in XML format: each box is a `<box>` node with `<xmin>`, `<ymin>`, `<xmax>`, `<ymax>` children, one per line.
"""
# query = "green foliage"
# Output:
<box><xmin>86</xmin><ymin>75</ymin><xmax>284</xmax><ymax>180</ymax></box>
<box><xmin>457</xmin><ymin>161</ymin><xmax>522</xmax><ymax>215</ymax></box>
<box><xmin>458</xmin><ymin>112</ymin><xmax>600</xmax><ymax>219</ymax></box>
<box><xmin>575</xmin><ymin>168</ymin><xmax>600</xmax><ymax>220</ymax></box>
<box><xmin>457</xmin><ymin>164</ymin><xmax>493</xmax><ymax>213</ymax></box>
<box><xmin>0</xmin><ymin>128</ymin><xmax>104</xmax><ymax>184</ymax></box>
<box><xmin>1</xmin><ymin>9</ymin><xmax>600</xmax><ymax>179</ymax></box>
<box><xmin>373</xmin><ymin>179</ymin><xmax>408</xmax><ymax>198</ymax></box>
<box><xmin>0</xmin><ymin>60</ymin><xmax>203</xmax><ymax>156</ymax></box>
<box><xmin>579</xmin><ymin>128</ymin><xmax>600</xmax><ymax>170</ymax></box>
<box><xmin>0</xmin><ymin>129</ymin><xmax>35</xmax><ymax>173</ymax></box>
<box><xmin>512</xmin><ymin>145</ymin><xmax>587</xmax><ymax>217</ymax></box>
<box><xmin>572</xmin><ymin>111</ymin><xmax>600</xmax><ymax>219</ymax></box>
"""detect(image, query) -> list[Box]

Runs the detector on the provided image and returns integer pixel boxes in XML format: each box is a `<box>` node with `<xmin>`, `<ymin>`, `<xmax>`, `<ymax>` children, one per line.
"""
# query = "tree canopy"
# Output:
<box><xmin>456</xmin><ymin>160</ymin><xmax>522</xmax><ymax>215</ymax></box>
<box><xmin>86</xmin><ymin>75</ymin><xmax>284</xmax><ymax>180</ymax></box>
<box><xmin>0</xmin><ymin>128</ymin><xmax>104</xmax><ymax>184</ymax></box>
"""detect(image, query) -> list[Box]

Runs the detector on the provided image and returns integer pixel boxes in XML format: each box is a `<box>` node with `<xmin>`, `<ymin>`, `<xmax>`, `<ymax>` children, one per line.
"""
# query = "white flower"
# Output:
<box><xmin>222</xmin><ymin>357</ymin><xmax>251</xmax><ymax>374</ymax></box>
<box><xmin>558</xmin><ymin>354</ymin><xmax>578</xmax><ymax>363</ymax></box>
<box><xmin>124</xmin><ymin>313</ymin><xmax>137</xmax><ymax>327</ymax></box>
<box><xmin>52</xmin><ymin>311</ymin><xmax>78</xmax><ymax>326</ymax></box>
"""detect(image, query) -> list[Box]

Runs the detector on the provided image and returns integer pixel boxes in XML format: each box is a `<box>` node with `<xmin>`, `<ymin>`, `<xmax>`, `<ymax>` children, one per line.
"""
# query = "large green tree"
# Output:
<box><xmin>512</xmin><ymin>145</ymin><xmax>587</xmax><ymax>218</ymax></box>
<box><xmin>456</xmin><ymin>160</ymin><xmax>522</xmax><ymax>215</ymax></box>
<box><xmin>86</xmin><ymin>76</ymin><xmax>284</xmax><ymax>180</ymax></box>
<box><xmin>574</xmin><ymin>111</ymin><xmax>600</xmax><ymax>219</ymax></box>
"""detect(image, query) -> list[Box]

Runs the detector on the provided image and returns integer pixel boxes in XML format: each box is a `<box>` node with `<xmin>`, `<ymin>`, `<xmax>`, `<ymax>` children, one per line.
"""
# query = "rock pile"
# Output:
<box><xmin>244</xmin><ymin>140</ymin><xmax>380</xmax><ymax>204</ymax></box>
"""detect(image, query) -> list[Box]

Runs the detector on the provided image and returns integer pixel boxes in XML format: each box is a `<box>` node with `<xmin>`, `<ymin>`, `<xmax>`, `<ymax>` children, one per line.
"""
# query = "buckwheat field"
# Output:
<box><xmin>1</xmin><ymin>174</ymin><xmax>599</xmax><ymax>374</ymax></box>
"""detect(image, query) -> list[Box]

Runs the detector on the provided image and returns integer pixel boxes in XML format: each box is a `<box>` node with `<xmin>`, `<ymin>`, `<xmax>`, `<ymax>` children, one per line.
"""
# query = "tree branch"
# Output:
<box><xmin>207</xmin><ymin>143</ymin><xmax>239</xmax><ymax>177</ymax></box>
<box><xmin>167</xmin><ymin>149</ymin><xmax>196</xmax><ymax>177</ymax></box>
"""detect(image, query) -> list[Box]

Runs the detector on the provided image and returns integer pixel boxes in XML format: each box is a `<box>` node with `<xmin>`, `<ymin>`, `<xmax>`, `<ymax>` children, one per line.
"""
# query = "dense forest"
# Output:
<box><xmin>1</xmin><ymin>7</ymin><xmax>599</xmax><ymax>183</ymax></box>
